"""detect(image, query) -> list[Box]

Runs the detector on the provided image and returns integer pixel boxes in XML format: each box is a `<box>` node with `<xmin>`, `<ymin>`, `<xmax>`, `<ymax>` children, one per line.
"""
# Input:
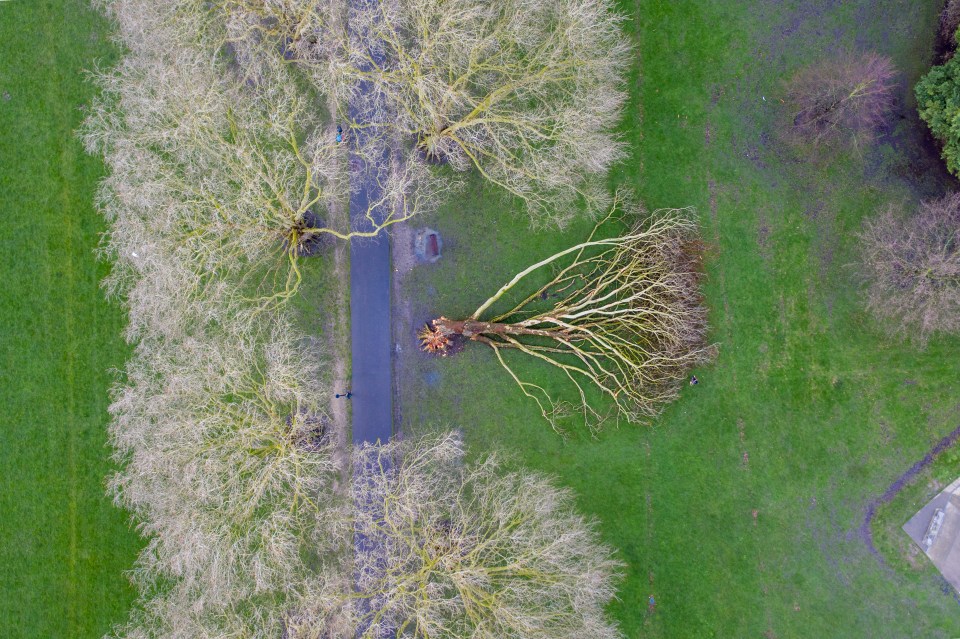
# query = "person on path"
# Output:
<box><xmin>335</xmin><ymin>391</ymin><xmax>353</xmax><ymax>399</ymax></box>
<box><xmin>648</xmin><ymin>594</ymin><xmax>656</xmax><ymax>613</ymax></box>
<box><xmin>336</xmin><ymin>124</ymin><xmax>343</xmax><ymax>144</ymax></box>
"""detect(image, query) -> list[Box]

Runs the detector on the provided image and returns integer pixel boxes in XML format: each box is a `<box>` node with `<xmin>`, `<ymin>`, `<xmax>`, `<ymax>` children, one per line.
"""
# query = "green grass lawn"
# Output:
<box><xmin>7</xmin><ymin>0</ymin><xmax>960</xmax><ymax>637</ymax></box>
<box><xmin>0</xmin><ymin>1</ymin><xmax>141</xmax><ymax>637</ymax></box>
<box><xmin>398</xmin><ymin>1</ymin><xmax>960</xmax><ymax>636</ymax></box>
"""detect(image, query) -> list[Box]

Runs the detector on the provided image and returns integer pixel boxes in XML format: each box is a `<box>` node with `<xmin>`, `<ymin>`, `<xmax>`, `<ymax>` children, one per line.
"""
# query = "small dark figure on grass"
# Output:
<box><xmin>689</xmin><ymin>375</ymin><xmax>699</xmax><ymax>386</ymax></box>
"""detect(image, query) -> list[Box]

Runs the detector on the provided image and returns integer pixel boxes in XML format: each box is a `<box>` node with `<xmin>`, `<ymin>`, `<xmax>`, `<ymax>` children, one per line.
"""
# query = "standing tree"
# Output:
<box><xmin>783</xmin><ymin>51</ymin><xmax>896</xmax><ymax>152</ymax></box>
<box><xmin>418</xmin><ymin>193</ymin><xmax>712</xmax><ymax>431</ymax></box>
<box><xmin>937</xmin><ymin>0</ymin><xmax>960</xmax><ymax>61</ymax></box>
<box><xmin>84</xmin><ymin>42</ymin><xmax>447</xmax><ymax>338</ymax></box>
<box><xmin>108</xmin><ymin>315</ymin><xmax>344</xmax><ymax>615</ymax></box>
<box><xmin>327</xmin><ymin>0</ymin><xmax>630</xmax><ymax>225</ymax></box>
<box><xmin>859</xmin><ymin>193</ymin><xmax>960</xmax><ymax>344</ymax></box>
<box><xmin>348</xmin><ymin>432</ymin><xmax>623</xmax><ymax>639</ymax></box>
<box><xmin>109</xmin><ymin>573</ymin><xmax>341</xmax><ymax>639</ymax></box>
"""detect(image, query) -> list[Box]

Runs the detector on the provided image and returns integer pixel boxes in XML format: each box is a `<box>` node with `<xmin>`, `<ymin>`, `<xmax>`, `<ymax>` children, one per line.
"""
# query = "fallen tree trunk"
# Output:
<box><xmin>419</xmin><ymin>191</ymin><xmax>716</xmax><ymax>432</ymax></box>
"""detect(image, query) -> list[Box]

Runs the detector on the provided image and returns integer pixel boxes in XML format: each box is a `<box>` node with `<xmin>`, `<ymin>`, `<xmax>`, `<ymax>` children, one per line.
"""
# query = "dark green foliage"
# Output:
<box><xmin>916</xmin><ymin>52</ymin><xmax>960</xmax><ymax>174</ymax></box>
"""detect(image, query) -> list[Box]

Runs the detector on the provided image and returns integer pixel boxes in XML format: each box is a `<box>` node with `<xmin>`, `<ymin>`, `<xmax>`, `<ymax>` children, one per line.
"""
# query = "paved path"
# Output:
<box><xmin>348</xmin><ymin>110</ymin><xmax>394</xmax><ymax>637</ymax></box>
<box><xmin>349</xmin><ymin>218</ymin><xmax>392</xmax><ymax>444</ymax></box>
<box><xmin>347</xmin><ymin>5</ymin><xmax>394</xmax><ymax>632</ymax></box>
<box><xmin>348</xmin><ymin>0</ymin><xmax>392</xmax><ymax>446</ymax></box>
<box><xmin>860</xmin><ymin>423</ymin><xmax>960</xmax><ymax>556</ymax></box>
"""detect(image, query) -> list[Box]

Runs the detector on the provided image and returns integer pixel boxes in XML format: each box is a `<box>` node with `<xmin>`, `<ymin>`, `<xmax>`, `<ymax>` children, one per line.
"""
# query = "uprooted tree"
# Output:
<box><xmin>91</xmin><ymin>1</ymin><xmax>634</xmax><ymax>636</ymax></box>
<box><xmin>346</xmin><ymin>433</ymin><xmax>623</xmax><ymax>639</ymax></box>
<box><xmin>859</xmin><ymin>193</ymin><xmax>960</xmax><ymax>344</ymax></box>
<box><xmin>418</xmin><ymin>193</ymin><xmax>713</xmax><ymax>431</ymax></box>
<box><xmin>782</xmin><ymin>51</ymin><xmax>896</xmax><ymax>152</ymax></box>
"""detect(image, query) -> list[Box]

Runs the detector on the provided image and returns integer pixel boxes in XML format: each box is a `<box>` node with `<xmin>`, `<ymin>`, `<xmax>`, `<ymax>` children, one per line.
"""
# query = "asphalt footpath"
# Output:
<box><xmin>347</xmin><ymin>9</ymin><xmax>392</xmax><ymax>446</ymax></box>
<box><xmin>348</xmin><ymin>219</ymin><xmax>392</xmax><ymax>445</ymax></box>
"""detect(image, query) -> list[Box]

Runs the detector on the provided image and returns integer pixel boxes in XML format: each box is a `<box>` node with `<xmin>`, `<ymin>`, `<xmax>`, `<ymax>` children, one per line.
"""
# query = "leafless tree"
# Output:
<box><xmin>85</xmin><ymin>8</ymin><xmax>351</xmax><ymax>636</ymax></box>
<box><xmin>347</xmin><ymin>432</ymin><xmax>623</xmax><ymax>639</ymax></box>
<box><xmin>782</xmin><ymin>51</ymin><xmax>897</xmax><ymax>152</ymax></box>
<box><xmin>859</xmin><ymin>193</ymin><xmax>960</xmax><ymax>344</ymax></box>
<box><xmin>91</xmin><ymin>0</ymin><xmax>626</xmax><ymax>230</ymax></box>
<box><xmin>108</xmin><ymin>315</ymin><xmax>345</xmax><ymax>614</ymax></box>
<box><xmin>108</xmin><ymin>576</ymin><xmax>341</xmax><ymax>639</ymax></box>
<box><xmin>419</xmin><ymin>192</ymin><xmax>713</xmax><ymax>431</ymax></box>
<box><xmin>89</xmin><ymin>2</ymin><xmax>631</xmax><ymax>637</ymax></box>
<box><xmin>319</xmin><ymin>0</ymin><xmax>630</xmax><ymax>226</ymax></box>
<box><xmin>938</xmin><ymin>0</ymin><xmax>960</xmax><ymax>61</ymax></box>
<box><xmin>84</xmin><ymin>41</ymin><xmax>448</xmax><ymax>338</ymax></box>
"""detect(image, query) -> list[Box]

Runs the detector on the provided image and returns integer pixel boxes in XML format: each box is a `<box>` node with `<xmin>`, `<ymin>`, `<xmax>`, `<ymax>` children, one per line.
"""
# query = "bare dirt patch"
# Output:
<box><xmin>324</xmin><ymin>92</ymin><xmax>352</xmax><ymax>473</ymax></box>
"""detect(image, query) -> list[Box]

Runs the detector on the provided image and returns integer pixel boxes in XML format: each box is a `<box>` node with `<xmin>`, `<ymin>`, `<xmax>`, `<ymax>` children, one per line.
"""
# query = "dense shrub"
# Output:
<box><xmin>916</xmin><ymin>53</ymin><xmax>960</xmax><ymax>175</ymax></box>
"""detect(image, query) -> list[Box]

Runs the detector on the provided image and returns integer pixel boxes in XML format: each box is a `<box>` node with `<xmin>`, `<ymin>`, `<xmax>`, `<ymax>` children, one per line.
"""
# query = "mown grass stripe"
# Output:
<box><xmin>0</xmin><ymin>1</ymin><xmax>140</xmax><ymax>636</ymax></box>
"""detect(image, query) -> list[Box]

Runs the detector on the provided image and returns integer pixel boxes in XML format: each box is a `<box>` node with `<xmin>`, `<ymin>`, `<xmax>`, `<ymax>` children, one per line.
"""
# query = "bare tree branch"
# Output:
<box><xmin>322</xmin><ymin>0</ymin><xmax>630</xmax><ymax>225</ymax></box>
<box><xmin>83</xmin><ymin>27</ymin><xmax>451</xmax><ymax>339</ymax></box>
<box><xmin>420</xmin><ymin>192</ymin><xmax>714</xmax><ymax>431</ymax></box>
<box><xmin>859</xmin><ymin>193</ymin><xmax>960</xmax><ymax>345</ymax></box>
<box><xmin>347</xmin><ymin>433</ymin><xmax>624</xmax><ymax>639</ymax></box>
<box><xmin>782</xmin><ymin>51</ymin><xmax>896</xmax><ymax>153</ymax></box>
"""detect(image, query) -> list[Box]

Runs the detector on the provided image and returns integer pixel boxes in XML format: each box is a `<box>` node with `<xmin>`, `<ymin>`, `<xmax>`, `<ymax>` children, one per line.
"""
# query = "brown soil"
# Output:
<box><xmin>297</xmin><ymin>209</ymin><xmax>336</xmax><ymax>257</ymax></box>
<box><xmin>324</xmin><ymin>95</ymin><xmax>351</xmax><ymax>479</ymax></box>
<box><xmin>328</xmin><ymin>236</ymin><xmax>350</xmax><ymax>474</ymax></box>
